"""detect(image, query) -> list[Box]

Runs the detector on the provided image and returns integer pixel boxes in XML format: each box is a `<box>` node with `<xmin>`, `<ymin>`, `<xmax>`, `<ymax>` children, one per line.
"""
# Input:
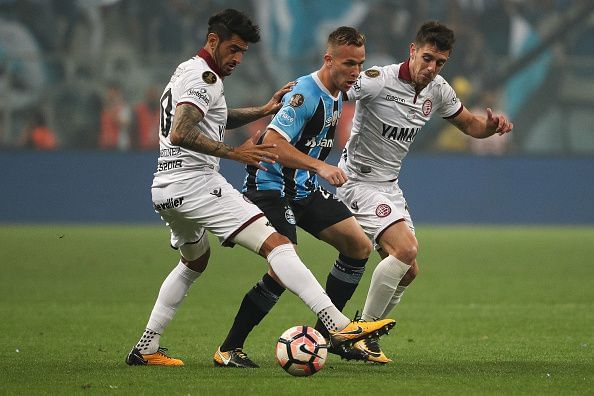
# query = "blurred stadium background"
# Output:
<box><xmin>1</xmin><ymin>0</ymin><xmax>593</xmax><ymax>223</ymax></box>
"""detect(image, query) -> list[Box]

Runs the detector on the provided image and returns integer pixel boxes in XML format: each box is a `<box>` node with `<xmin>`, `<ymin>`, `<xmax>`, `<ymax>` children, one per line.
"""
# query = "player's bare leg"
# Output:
<box><xmin>126</xmin><ymin>236</ymin><xmax>210</xmax><ymax>366</ymax></box>
<box><xmin>355</xmin><ymin>220</ymin><xmax>418</xmax><ymax>363</ymax></box>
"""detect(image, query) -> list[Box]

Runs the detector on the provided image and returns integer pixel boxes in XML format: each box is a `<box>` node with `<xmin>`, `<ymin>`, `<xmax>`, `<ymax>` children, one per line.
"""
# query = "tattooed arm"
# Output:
<box><xmin>169</xmin><ymin>104</ymin><xmax>278</xmax><ymax>170</ymax></box>
<box><xmin>226</xmin><ymin>81</ymin><xmax>295</xmax><ymax>129</ymax></box>
<box><xmin>170</xmin><ymin>104</ymin><xmax>234</xmax><ymax>157</ymax></box>
<box><xmin>226</xmin><ymin>107</ymin><xmax>269</xmax><ymax>130</ymax></box>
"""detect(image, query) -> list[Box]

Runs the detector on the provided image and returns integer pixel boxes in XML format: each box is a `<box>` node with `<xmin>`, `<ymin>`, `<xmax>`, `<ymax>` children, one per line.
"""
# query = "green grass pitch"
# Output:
<box><xmin>1</xmin><ymin>225</ymin><xmax>592</xmax><ymax>395</ymax></box>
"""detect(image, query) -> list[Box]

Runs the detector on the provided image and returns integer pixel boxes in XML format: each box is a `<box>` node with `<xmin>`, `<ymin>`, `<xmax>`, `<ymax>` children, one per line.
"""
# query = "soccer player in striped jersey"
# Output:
<box><xmin>337</xmin><ymin>21</ymin><xmax>513</xmax><ymax>363</ymax></box>
<box><xmin>215</xmin><ymin>27</ymin><xmax>380</xmax><ymax>364</ymax></box>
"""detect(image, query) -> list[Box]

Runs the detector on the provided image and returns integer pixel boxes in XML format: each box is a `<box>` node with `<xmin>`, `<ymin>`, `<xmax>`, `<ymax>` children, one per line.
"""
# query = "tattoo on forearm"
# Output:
<box><xmin>227</xmin><ymin>107</ymin><xmax>263</xmax><ymax>129</ymax></box>
<box><xmin>179</xmin><ymin>127</ymin><xmax>234</xmax><ymax>157</ymax></box>
<box><xmin>173</xmin><ymin>104</ymin><xmax>234</xmax><ymax>157</ymax></box>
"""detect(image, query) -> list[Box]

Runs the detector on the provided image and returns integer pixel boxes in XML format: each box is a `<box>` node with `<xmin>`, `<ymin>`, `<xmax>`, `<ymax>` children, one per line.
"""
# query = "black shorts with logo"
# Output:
<box><xmin>243</xmin><ymin>187</ymin><xmax>353</xmax><ymax>244</ymax></box>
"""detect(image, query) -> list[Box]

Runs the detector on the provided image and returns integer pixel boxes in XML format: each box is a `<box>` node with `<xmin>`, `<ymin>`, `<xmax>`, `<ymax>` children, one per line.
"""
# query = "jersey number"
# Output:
<box><xmin>160</xmin><ymin>88</ymin><xmax>173</xmax><ymax>137</ymax></box>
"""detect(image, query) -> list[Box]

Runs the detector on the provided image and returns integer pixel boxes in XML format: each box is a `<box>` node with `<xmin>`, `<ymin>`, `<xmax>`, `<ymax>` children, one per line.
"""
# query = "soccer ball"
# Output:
<box><xmin>275</xmin><ymin>325</ymin><xmax>328</xmax><ymax>376</ymax></box>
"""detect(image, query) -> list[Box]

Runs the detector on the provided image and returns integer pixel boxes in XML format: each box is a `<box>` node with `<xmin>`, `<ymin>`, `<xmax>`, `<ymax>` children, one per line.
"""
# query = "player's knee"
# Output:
<box><xmin>233</xmin><ymin>216</ymin><xmax>277</xmax><ymax>254</ymax></box>
<box><xmin>397</xmin><ymin>240</ymin><xmax>418</xmax><ymax>264</ymax></box>
<box><xmin>180</xmin><ymin>235</ymin><xmax>210</xmax><ymax>272</ymax></box>
<box><xmin>182</xmin><ymin>249</ymin><xmax>210</xmax><ymax>273</ymax></box>
<box><xmin>260</xmin><ymin>232</ymin><xmax>292</xmax><ymax>257</ymax></box>
<box><xmin>342</xmin><ymin>236</ymin><xmax>372</xmax><ymax>259</ymax></box>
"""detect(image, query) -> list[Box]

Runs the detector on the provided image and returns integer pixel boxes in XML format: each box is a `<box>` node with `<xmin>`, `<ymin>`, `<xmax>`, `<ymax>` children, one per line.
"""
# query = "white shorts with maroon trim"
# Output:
<box><xmin>151</xmin><ymin>171</ymin><xmax>270</xmax><ymax>250</ymax></box>
<box><xmin>336</xmin><ymin>179</ymin><xmax>414</xmax><ymax>250</ymax></box>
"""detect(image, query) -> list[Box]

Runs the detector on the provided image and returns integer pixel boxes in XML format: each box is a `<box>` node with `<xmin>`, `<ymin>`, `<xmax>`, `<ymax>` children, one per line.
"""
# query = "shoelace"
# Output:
<box><xmin>156</xmin><ymin>347</ymin><xmax>170</xmax><ymax>355</ymax></box>
<box><xmin>234</xmin><ymin>349</ymin><xmax>250</xmax><ymax>360</ymax></box>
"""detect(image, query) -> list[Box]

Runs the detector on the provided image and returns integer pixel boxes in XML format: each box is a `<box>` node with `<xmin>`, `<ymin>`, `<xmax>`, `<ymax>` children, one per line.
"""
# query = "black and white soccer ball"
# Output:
<box><xmin>275</xmin><ymin>325</ymin><xmax>328</xmax><ymax>376</ymax></box>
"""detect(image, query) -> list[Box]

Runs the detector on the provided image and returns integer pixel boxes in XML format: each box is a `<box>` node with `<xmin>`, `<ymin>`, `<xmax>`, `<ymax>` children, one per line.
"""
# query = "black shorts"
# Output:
<box><xmin>244</xmin><ymin>187</ymin><xmax>353</xmax><ymax>244</ymax></box>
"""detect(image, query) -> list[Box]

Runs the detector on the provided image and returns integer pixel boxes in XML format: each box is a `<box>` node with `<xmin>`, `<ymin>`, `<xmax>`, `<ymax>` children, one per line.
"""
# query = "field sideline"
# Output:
<box><xmin>1</xmin><ymin>225</ymin><xmax>592</xmax><ymax>394</ymax></box>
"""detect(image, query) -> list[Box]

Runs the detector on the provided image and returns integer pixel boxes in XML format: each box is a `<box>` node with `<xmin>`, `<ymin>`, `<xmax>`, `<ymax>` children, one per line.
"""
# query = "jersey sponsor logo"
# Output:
<box><xmin>289</xmin><ymin>93</ymin><xmax>304</xmax><ymax>107</ymax></box>
<box><xmin>451</xmin><ymin>95</ymin><xmax>459</xmax><ymax>104</ymax></box>
<box><xmin>277</xmin><ymin>106</ymin><xmax>296</xmax><ymax>127</ymax></box>
<box><xmin>153</xmin><ymin>196</ymin><xmax>184</xmax><ymax>211</ymax></box>
<box><xmin>324</xmin><ymin>110</ymin><xmax>340</xmax><ymax>127</ymax></box>
<box><xmin>422</xmin><ymin>99</ymin><xmax>432</xmax><ymax>116</ymax></box>
<box><xmin>364</xmin><ymin>69</ymin><xmax>380</xmax><ymax>78</ymax></box>
<box><xmin>382</xmin><ymin>124</ymin><xmax>419</xmax><ymax>142</ymax></box>
<box><xmin>202</xmin><ymin>71</ymin><xmax>217</xmax><ymax>84</ymax></box>
<box><xmin>159</xmin><ymin>147</ymin><xmax>181</xmax><ymax>157</ymax></box>
<box><xmin>284</xmin><ymin>207</ymin><xmax>296</xmax><ymax>225</ymax></box>
<box><xmin>350</xmin><ymin>201</ymin><xmax>359</xmax><ymax>210</ymax></box>
<box><xmin>386</xmin><ymin>94</ymin><xmax>405</xmax><ymax>103</ymax></box>
<box><xmin>187</xmin><ymin>88</ymin><xmax>210</xmax><ymax>105</ymax></box>
<box><xmin>375</xmin><ymin>203</ymin><xmax>392</xmax><ymax>217</ymax></box>
<box><xmin>156</xmin><ymin>159</ymin><xmax>182</xmax><ymax>172</ymax></box>
<box><xmin>305</xmin><ymin>137</ymin><xmax>334</xmax><ymax>148</ymax></box>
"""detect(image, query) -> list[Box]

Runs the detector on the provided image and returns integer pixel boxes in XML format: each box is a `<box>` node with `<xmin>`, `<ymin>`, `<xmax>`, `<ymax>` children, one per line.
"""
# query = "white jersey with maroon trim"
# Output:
<box><xmin>152</xmin><ymin>55</ymin><xmax>227</xmax><ymax>188</ymax></box>
<box><xmin>339</xmin><ymin>60</ymin><xmax>463</xmax><ymax>182</ymax></box>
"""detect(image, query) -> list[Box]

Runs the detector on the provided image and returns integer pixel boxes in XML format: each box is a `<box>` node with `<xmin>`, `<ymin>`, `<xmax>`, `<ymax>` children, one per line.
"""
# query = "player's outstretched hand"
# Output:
<box><xmin>262</xmin><ymin>81</ymin><xmax>297</xmax><ymax>115</ymax></box>
<box><xmin>317</xmin><ymin>163</ymin><xmax>348</xmax><ymax>187</ymax></box>
<box><xmin>486</xmin><ymin>108</ymin><xmax>513</xmax><ymax>135</ymax></box>
<box><xmin>229</xmin><ymin>130</ymin><xmax>278</xmax><ymax>171</ymax></box>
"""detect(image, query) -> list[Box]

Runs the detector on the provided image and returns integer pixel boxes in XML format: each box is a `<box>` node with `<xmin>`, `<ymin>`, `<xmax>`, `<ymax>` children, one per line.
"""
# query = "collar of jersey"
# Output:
<box><xmin>197</xmin><ymin>48</ymin><xmax>224</xmax><ymax>80</ymax></box>
<box><xmin>398</xmin><ymin>59</ymin><xmax>412</xmax><ymax>82</ymax></box>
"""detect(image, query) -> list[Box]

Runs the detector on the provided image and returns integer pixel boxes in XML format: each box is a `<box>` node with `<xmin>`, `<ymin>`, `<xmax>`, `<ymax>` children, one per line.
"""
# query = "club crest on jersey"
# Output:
<box><xmin>284</xmin><ymin>207</ymin><xmax>296</xmax><ymax>225</ymax></box>
<box><xmin>289</xmin><ymin>93</ymin><xmax>304</xmax><ymax>107</ymax></box>
<box><xmin>364</xmin><ymin>69</ymin><xmax>380</xmax><ymax>78</ymax></box>
<box><xmin>202</xmin><ymin>71</ymin><xmax>217</xmax><ymax>84</ymax></box>
<box><xmin>375</xmin><ymin>203</ymin><xmax>391</xmax><ymax>218</ymax></box>
<box><xmin>422</xmin><ymin>99</ymin><xmax>432</xmax><ymax>116</ymax></box>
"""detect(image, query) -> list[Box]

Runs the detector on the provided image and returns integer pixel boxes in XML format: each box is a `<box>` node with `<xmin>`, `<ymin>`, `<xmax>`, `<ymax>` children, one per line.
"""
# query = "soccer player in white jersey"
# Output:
<box><xmin>336</xmin><ymin>21</ymin><xmax>513</xmax><ymax>363</ymax></box>
<box><xmin>124</xmin><ymin>9</ymin><xmax>394</xmax><ymax>368</ymax></box>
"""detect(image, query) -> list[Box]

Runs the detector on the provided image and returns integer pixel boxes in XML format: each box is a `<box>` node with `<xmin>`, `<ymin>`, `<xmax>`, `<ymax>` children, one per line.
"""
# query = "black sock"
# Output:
<box><xmin>315</xmin><ymin>254</ymin><xmax>367</xmax><ymax>338</ymax></box>
<box><xmin>220</xmin><ymin>273</ymin><xmax>285</xmax><ymax>351</ymax></box>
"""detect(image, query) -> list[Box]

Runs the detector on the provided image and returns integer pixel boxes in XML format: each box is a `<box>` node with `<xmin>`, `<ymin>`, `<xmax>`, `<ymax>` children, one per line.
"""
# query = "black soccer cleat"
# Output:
<box><xmin>327</xmin><ymin>343</ymin><xmax>369</xmax><ymax>361</ymax></box>
<box><xmin>213</xmin><ymin>346</ymin><xmax>259</xmax><ymax>368</ymax></box>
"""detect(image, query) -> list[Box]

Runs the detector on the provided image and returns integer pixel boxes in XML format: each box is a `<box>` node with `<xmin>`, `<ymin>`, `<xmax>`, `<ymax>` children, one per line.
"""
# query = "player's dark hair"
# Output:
<box><xmin>415</xmin><ymin>21</ymin><xmax>455</xmax><ymax>51</ymax></box>
<box><xmin>327</xmin><ymin>26</ymin><xmax>366</xmax><ymax>48</ymax></box>
<box><xmin>207</xmin><ymin>9</ymin><xmax>260</xmax><ymax>43</ymax></box>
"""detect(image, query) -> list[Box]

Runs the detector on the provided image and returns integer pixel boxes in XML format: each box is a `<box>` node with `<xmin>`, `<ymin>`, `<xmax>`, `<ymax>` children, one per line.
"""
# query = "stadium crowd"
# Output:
<box><xmin>0</xmin><ymin>0</ymin><xmax>592</xmax><ymax>154</ymax></box>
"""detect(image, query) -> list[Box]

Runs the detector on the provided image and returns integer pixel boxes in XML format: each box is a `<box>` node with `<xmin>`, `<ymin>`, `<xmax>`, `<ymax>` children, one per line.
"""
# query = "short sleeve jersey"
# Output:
<box><xmin>152</xmin><ymin>52</ymin><xmax>227</xmax><ymax>188</ymax></box>
<box><xmin>340</xmin><ymin>60</ymin><xmax>463</xmax><ymax>182</ymax></box>
<box><xmin>243</xmin><ymin>72</ymin><xmax>341</xmax><ymax>199</ymax></box>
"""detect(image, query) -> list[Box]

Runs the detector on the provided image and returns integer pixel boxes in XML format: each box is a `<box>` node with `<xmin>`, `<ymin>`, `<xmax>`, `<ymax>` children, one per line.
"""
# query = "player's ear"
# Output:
<box><xmin>324</xmin><ymin>53</ymin><xmax>333</xmax><ymax>67</ymax></box>
<box><xmin>409</xmin><ymin>43</ymin><xmax>416</xmax><ymax>58</ymax></box>
<box><xmin>207</xmin><ymin>33</ymin><xmax>219</xmax><ymax>50</ymax></box>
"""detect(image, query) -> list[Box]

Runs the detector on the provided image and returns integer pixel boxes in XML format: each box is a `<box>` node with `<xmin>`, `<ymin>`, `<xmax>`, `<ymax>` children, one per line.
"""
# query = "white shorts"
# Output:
<box><xmin>336</xmin><ymin>179</ymin><xmax>414</xmax><ymax>250</ymax></box>
<box><xmin>151</xmin><ymin>172</ymin><xmax>267</xmax><ymax>249</ymax></box>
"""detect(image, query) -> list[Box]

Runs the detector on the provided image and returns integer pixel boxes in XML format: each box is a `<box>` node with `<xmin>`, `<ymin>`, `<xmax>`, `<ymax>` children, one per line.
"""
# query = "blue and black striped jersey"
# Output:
<box><xmin>243</xmin><ymin>72</ymin><xmax>341</xmax><ymax>199</ymax></box>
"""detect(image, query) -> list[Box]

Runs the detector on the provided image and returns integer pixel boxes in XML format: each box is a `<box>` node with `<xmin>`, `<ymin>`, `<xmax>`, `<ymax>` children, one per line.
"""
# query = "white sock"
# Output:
<box><xmin>267</xmin><ymin>244</ymin><xmax>349</xmax><ymax>329</ymax></box>
<box><xmin>318</xmin><ymin>305</ymin><xmax>350</xmax><ymax>332</ymax></box>
<box><xmin>136</xmin><ymin>261</ymin><xmax>201</xmax><ymax>353</ymax></box>
<box><xmin>361</xmin><ymin>256</ymin><xmax>410</xmax><ymax>321</ymax></box>
<box><xmin>381</xmin><ymin>285</ymin><xmax>407</xmax><ymax>319</ymax></box>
